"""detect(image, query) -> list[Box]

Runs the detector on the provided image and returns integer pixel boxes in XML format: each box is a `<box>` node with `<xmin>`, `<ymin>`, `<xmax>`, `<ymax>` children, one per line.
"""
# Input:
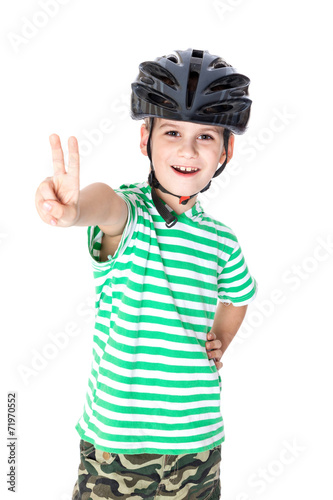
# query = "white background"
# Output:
<box><xmin>1</xmin><ymin>0</ymin><xmax>332</xmax><ymax>498</ymax></box>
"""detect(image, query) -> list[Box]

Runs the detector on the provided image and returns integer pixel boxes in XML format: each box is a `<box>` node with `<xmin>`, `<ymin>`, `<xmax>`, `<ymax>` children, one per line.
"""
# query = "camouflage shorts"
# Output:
<box><xmin>72</xmin><ymin>439</ymin><xmax>221</xmax><ymax>499</ymax></box>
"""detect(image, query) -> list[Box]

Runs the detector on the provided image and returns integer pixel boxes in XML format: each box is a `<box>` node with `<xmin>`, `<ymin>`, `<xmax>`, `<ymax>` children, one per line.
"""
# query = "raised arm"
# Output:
<box><xmin>35</xmin><ymin>134</ymin><xmax>127</xmax><ymax>236</ymax></box>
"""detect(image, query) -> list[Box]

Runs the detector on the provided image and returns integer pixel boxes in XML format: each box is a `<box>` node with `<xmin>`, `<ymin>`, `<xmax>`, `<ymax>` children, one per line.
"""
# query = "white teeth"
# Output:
<box><xmin>173</xmin><ymin>166</ymin><xmax>198</xmax><ymax>172</ymax></box>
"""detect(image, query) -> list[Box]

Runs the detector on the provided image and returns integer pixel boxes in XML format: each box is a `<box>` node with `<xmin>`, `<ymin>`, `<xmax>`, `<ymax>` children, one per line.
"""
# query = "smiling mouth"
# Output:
<box><xmin>171</xmin><ymin>165</ymin><xmax>200</xmax><ymax>175</ymax></box>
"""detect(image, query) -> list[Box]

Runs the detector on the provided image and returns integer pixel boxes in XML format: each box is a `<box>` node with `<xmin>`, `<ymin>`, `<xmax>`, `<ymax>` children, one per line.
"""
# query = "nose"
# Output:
<box><xmin>178</xmin><ymin>138</ymin><xmax>198</xmax><ymax>159</ymax></box>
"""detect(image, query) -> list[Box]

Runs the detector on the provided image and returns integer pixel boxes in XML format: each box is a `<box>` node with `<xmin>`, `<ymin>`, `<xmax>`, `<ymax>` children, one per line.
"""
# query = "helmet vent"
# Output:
<box><xmin>206</xmin><ymin>74</ymin><xmax>250</xmax><ymax>94</ymax></box>
<box><xmin>187</xmin><ymin>70</ymin><xmax>199</xmax><ymax>108</ymax></box>
<box><xmin>211</xmin><ymin>57</ymin><xmax>230</xmax><ymax>69</ymax></box>
<box><xmin>203</xmin><ymin>104</ymin><xmax>233</xmax><ymax>114</ymax></box>
<box><xmin>230</xmin><ymin>89</ymin><xmax>246</xmax><ymax>97</ymax></box>
<box><xmin>148</xmin><ymin>92</ymin><xmax>177</xmax><ymax>109</ymax></box>
<box><xmin>140</xmin><ymin>76</ymin><xmax>154</xmax><ymax>85</ymax></box>
<box><xmin>187</xmin><ymin>50</ymin><xmax>204</xmax><ymax>109</ymax></box>
<box><xmin>140</xmin><ymin>62</ymin><xmax>179</xmax><ymax>88</ymax></box>
<box><xmin>167</xmin><ymin>55</ymin><xmax>179</xmax><ymax>64</ymax></box>
<box><xmin>192</xmin><ymin>49</ymin><xmax>204</xmax><ymax>59</ymax></box>
<box><xmin>201</xmin><ymin>101</ymin><xmax>249</xmax><ymax>116</ymax></box>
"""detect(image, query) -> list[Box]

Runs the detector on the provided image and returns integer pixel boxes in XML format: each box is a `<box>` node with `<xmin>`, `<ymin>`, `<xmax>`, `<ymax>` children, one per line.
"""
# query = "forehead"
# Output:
<box><xmin>155</xmin><ymin>118</ymin><xmax>223</xmax><ymax>135</ymax></box>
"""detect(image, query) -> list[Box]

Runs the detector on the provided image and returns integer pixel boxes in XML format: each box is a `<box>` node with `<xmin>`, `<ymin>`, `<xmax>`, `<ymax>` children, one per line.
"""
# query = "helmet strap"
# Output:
<box><xmin>212</xmin><ymin>129</ymin><xmax>230</xmax><ymax>179</ymax></box>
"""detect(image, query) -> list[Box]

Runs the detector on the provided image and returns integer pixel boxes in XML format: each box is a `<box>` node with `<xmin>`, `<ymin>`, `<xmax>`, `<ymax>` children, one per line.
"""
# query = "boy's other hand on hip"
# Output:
<box><xmin>206</xmin><ymin>331</ymin><xmax>223</xmax><ymax>371</ymax></box>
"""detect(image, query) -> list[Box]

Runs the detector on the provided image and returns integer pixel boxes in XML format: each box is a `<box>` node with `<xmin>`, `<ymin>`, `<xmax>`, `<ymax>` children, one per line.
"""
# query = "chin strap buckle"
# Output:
<box><xmin>165</xmin><ymin>217</ymin><xmax>178</xmax><ymax>228</ymax></box>
<box><xmin>179</xmin><ymin>196</ymin><xmax>191</xmax><ymax>205</ymax></box>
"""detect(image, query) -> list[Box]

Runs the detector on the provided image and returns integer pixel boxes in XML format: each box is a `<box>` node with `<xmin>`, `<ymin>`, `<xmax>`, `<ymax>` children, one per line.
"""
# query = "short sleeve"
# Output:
<box><xmin>217</xmin><ymin>236</ymin><xmax>258</xmax><ymax>307</ymax></box>
<box><xmin>87</xmin><ymin>189</ymin><xmax>137</xmax><ymax>268</ymax></box>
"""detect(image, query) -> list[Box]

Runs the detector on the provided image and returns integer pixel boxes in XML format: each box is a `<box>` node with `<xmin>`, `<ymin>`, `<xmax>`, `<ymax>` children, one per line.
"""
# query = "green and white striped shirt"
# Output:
<box><xmin>76</xmin><ymin>181</ymin><xmax>257</xmax><ymax>455</ymax></box>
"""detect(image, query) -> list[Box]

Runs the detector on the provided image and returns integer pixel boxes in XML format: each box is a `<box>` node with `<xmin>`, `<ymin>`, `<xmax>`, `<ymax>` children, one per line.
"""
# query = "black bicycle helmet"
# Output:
<box><xmin>131</xmin><ymin>48</ymin><xmax>252</xmax><ymax>227</ymax></box>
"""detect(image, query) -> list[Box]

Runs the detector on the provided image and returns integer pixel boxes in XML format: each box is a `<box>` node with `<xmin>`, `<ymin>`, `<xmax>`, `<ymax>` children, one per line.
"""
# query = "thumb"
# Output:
<box><xmin>35</xmin><ymin>177</ymin><xmax>60</xmax><ymax>220</ymax></box>
<box><xmin>41</xmin><ymin>198</ymin><xmax>77</xmax><ymax>227</ymax></box>
<box><xmin>38</xmin><ymin>176</ymin><xmax>59</xmax><ymax>202</ymax></box>
<box><xmin>41</xmin><ymin>198</ymin><xmax>65</xmax><ymax>220</ymax></box>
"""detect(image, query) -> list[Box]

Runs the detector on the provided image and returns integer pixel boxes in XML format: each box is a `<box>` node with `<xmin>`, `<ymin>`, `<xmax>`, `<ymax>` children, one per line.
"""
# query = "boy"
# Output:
<box><xmin>35</xmin><ymin>49</ymin><xmax>257</xmax><ymax>500</ymax></box>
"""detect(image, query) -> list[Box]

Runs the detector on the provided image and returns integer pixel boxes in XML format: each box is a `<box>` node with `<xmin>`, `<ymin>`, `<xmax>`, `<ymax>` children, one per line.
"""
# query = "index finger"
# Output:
<box><xmin>49</xmin><ymin>134</ymin><xmax>66</xmax><ymax>175</ymax></box>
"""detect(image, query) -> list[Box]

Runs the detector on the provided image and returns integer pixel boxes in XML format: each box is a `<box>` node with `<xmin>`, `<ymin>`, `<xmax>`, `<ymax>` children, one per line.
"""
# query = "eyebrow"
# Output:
<box><xmin>158</xmin><ymin>122</ymin><xmax>180</xmax><ymax>129</ymax></box>
<box><xmin>158</xmin><ymin>122</ymin><xmax>221</xmax><ymax>134</ymax></box>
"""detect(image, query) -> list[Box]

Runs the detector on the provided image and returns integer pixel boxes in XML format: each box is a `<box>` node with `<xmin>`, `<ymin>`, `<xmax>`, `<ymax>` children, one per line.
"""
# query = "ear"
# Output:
<box><xmin>219</xmin><ymin>132</ymin><xmax>235</xmax><ymax>165</ymax></box>
<box><xmin>140</xmin><ymin>123</ymin><xmax>149</xmax><ymax>157</ymax></box>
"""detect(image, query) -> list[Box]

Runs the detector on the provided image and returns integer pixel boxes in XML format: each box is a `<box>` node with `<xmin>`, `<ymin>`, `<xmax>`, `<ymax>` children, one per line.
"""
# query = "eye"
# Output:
<box><xmin>198</xmin><ymin>134</ymin><xmax>213</xmax><ymax>140</ymax></box>
<box><xmin>166</xmin><ymin>130</ymin><xmax>180</xmax><ymax>137</ymax></box>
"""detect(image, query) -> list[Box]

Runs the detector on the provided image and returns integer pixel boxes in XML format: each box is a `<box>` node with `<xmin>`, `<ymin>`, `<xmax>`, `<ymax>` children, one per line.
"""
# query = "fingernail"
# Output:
<box><xmin>43</xmin><ymin>202</ymin><xmax>51</xmax><ymax>211</ymax></box>
<box><xmin>207</xmin><ymin>343</ymin><xmax>211</xmax><ymax>349</ymax></box>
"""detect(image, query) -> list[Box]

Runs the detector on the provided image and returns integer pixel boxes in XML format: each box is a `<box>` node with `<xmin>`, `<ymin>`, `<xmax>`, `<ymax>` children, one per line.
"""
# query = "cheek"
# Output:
<box><xmin>151</xmin><ymin>153</ymin><xmax>164</xmax><ymax>173</ymax></box>
<box><xmin>152</xmin><ymin>145</ymin><xmax>169</xmax><ymax>166</ymax></box>
<box><xmin>208</xmin><ymin>149</ymin><xmax>222</xmax><ymax>167</ymax></box>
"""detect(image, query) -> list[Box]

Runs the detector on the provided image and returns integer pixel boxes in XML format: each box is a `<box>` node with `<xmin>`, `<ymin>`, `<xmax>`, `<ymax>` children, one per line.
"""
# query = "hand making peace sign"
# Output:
<box><xmin>35</xmin><ymin>134</ymin><xmax>80</xmax><ymax>227</ymax></box>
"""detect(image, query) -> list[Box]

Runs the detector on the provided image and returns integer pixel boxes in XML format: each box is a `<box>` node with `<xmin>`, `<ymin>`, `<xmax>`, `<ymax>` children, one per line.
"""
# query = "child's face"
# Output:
<box><xmin>140</xmin><ymin>118</ymin><xmax>234</xmax><ymax>207</ymax></box>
